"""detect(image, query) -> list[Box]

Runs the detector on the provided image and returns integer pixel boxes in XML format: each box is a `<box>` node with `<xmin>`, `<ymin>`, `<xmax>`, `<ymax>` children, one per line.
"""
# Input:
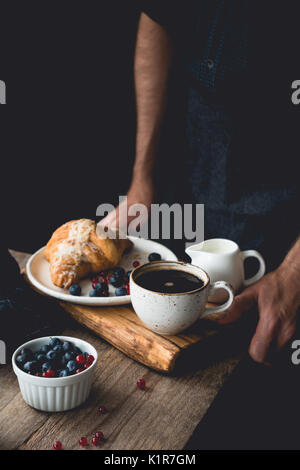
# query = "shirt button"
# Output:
<box><xmin>206</xmin><ymin>59</ymin><xmax>215</xmax><ymax>70</ymax></box>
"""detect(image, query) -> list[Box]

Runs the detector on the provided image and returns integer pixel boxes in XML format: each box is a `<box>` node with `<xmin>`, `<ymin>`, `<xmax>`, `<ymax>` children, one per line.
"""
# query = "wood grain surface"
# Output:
<box><xmin>0</xmin><ymin>251</ymin><xmax>243</xmax><ymax>450</ymax></box>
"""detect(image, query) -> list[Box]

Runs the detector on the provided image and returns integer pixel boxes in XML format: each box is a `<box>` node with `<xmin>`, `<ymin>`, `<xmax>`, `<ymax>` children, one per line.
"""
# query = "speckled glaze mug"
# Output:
<box><xmin>130</xmin><ymin>261</ymin><xmax>234</xmax><ymax>335</ymax></box>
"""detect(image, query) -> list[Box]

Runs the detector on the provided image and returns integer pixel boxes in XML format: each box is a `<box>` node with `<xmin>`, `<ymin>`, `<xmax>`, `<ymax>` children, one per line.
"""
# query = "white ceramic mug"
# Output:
<box><xmin>186</xmin><ymin>238</ymin><xmax>266</xmax><ymax>302</ymax></box>
<box><xmin>130</xmin><ymin>261</ymin><xmax>234</xmax><ymax>336</ymax></box>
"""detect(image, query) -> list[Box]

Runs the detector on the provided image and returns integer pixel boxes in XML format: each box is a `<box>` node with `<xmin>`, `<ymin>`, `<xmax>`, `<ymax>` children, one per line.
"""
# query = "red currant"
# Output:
<box><xmin>99</xmin><ymin>405</ymin><xmax>107</xmax><ymax>414</ymax></box>
<box><xmin>94</xmin><ymin>431</ymin><xmax>104</xmax><ymax>441</ymax></box>
<box><xmin>137</xmin><ymin>378</ymin><xmax>146</xmax><ymax>390</ymax></box>
<box><xmin>76</xmin><ymin>354</ymin><xmax>86</xmax><ymax>365</ymax></box>
<box><xmin>92</xmin><ymin>436</ymin><xmax>101</xmax><ymax>446</ymax></box>
<box><xmin>133</xmin><ymin>260</ymin><xmax>140</xmax><ymax>268</ymax></box>
<box><xmin>53</xmin><ymin>441</ymin><xmax>62</xmax><ymax>450</ymax></box>
<box><xmin>87</xmin><ymin>354</ymin><xmax>95</xmax><ymax>364</ymax></box>
<box><xmin>35</xmin><ymin>373</ymin><xmax>42</xmax><ymax>377</ymax></box>
<box><xmin>43</xmin><ymin>370</ymin><xmax>55</xmax><ymax>378</ymax></box>
<box><xmin>126</xmin><ymin>284</ymin><xmax>130</xmax><ymax>294</ymax></box>
<box><xmin>76</xmin><ymin>368</ymin><xmax>84</xmax><ymax>374</ymax></box>
<box><xmin>79</xmin><ymin>436</ymin><xmax>88</xmax><ymax>447</ymax></box>
<box><xmin>92</xmin><ymin>281</ymin><xmax>98</xmax><ymax>289</ymax></box>
<box><xmin>92</xmin><ymin>276</ymin><xmax>99</xmax><ymax>283</ymax></box>
<box><xmin>84</xmin><ymin>363</ymin><xmax>90</xmax><ymax>369</ymax></box>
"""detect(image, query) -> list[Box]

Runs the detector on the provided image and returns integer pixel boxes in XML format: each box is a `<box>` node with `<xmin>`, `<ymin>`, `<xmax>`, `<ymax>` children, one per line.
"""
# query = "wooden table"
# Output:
<box><xmin>0</xmin><ymin>251</ymin><xmax>243</xmax><ymax>451</ymax></box>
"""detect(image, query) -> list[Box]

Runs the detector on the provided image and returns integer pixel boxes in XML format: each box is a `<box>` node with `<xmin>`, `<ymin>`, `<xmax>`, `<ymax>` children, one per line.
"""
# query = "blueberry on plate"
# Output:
<box><xmin>67</xmin><ymin>360</ymin><xmax>77</xmax><ymax>373</ymax></box>
<box><xmin>148</xmin><ymin>252</ymin><xmax>161</xmax><ymax>262</ymax></box>
<box><xmin>49</xmin><ymin>337</ymin><xmax>62</xmax><ymax>348</ymax></box>
<box><xmin>109</xmin><ymin>275</ymin><xmax>123</xmax><ymax>288</ymax></box>
<box><xmin>23</xmin><ymin>361</ymin><xmax>39</xmax><ymax>373</ymax></box>
<box><xmin>113</xmin><ymin>267</ymin><xmax>125</xmax><ymax>279</ymax></box>
<box><xmin>59</xmin><ymin>369</ymin><xmax>69</xmax><ymax>377</ymax></box>
<box><xmin>42</xmin><ymin>362</ymin><xmax>53</xmax><ymax>373</ymax></box>
<box><xmin>95</xmin><ymin>281</ymin><xmax>108</xmax><ymax>292</ymax></box>
<box><xmin>115</xmin><ymin>287</ymin><xmax>127</xmax><ymax>296</ymax></box>
<box><xmin>89</xmin><ymin>288</ymin><xmax>106</xmax><ymax>297</ymax></box>
<box><xmin>69</xmin><ymin>284</ymin><xmax>81</xmax><ymax>296</ymax></box>
<box><xmin>62</xmin><ymin>341</ymin><xmax>73</xmax><ymax>352</ymax></box>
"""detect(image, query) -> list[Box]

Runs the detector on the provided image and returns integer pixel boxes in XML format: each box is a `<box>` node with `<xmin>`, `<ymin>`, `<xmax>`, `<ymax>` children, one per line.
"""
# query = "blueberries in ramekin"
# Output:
<box><xmin>16</xmin><ymin>338</ymin><xmax>95</xmax><ymax>378</ymax></box>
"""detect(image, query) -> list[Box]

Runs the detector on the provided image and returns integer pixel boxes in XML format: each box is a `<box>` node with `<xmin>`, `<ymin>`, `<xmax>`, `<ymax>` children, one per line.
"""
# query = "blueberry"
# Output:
<box><xmin>64</xmin><ymin>351</ymin><xmax>75</xmax><ymax>362</ymax></box>
<box><xmin>113</xmin><ymin>267</ymin><xmax>125</xmax><ymax>278</ymax></box>
<box><xmin>109</xmin><ymin>275</ymin><xmax>123</xmax><ymax>288</ymax></box>
<box><xmin>53</xmin><ymin>344</ymin><xmax>63</xmax><ymax>355</ymax></box>
<box><xmin>62</xmin><ymin>341</ymin><xmax>73</xmax><ymax>352</ymax></box>
<box><xmin>42</xmin><ymin>362</ymin><xmax>53</xmax><ymax>372</ymax></box>
<box><xmin>40</xmin><ymin>344</ymin><xmax>50</xmax><ymax>354</ymax></box>
<box><xmin>74</xmin><ymin>346</ymin><xmax>83</xmax><ymax>355</ymax></box>
<box><xmin>126</xmin><ymin>270</ymin><xmax>132</xmax><ymax>279</ymax></box>
<box><xmin>16</xmin><ymin>354</ymin><xmax>26</xmax><ymax>365</ymax></box>
<box><xmin>148</xmin><ymin>252</ymin><xmax>161</xmax><ymax>262</ymax></box>
<box><xmin>60</xmin><ymin>355</ymin><xmax>68</xmax><ymax>367</ymax></box>
<box><xmin>20</xmin><ymin>348</ymin><xmax>33</xmax><ymax>362</ymax></box>
<box><xmin>89</xmin><ymin>288</ymin><xmax>106</xmax><ymax>297</ymax></box>
<box><xmin>46</xmin><ymin>350</ymin><xmax>57</xmax><ymax>361</ymax></box>
<box><xmin>49</xmin><ymin>337</ymin><xmax>62</xmax><ymax>348</ymax></box>
<box><xmin>35</xmin><ymin>353</ymin><xmax>46</xmax><ymax>363</ymax></box>
<box><xmin>115</xmin><ymin>287</ymin><xmax>127</xmax><ymax>296</ymax></box>
<box><xmin>95</xmin><ymin>281</ymin><xmax>108</xmax><ymax>292</ymax></box>
<box><xmin>59</xmin><ymin>369</ymin><xmax>69</xmax><ymax>377</ymax></box>
<box><xmin>69</xmin><ymin>284</ymin><xmax>81</xmax><ymax>296</ymax></box>
<box><xmin>67</xmin><ymin>360</ymin><xmax>77</xmax><ymax>373</ymax></box>
<box><xmin>23</xmin><ymin>360</ymin><xmax>39</xmax><ymax>373</ymax></box>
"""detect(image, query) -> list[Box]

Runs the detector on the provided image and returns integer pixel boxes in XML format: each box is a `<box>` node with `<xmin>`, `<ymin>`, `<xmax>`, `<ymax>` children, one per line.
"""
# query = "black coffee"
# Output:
<box><xmin>135</xmin><ymin>269</ymin><xmax>204</xmax><ymax>294</ymax></box>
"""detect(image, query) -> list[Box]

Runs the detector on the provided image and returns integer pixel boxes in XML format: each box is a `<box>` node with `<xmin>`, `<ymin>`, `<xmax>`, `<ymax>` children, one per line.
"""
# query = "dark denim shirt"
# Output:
<box><xmin>143</xmin><ymin>1</ymin><xmax>299</xmax><ymax>268</ymax></box>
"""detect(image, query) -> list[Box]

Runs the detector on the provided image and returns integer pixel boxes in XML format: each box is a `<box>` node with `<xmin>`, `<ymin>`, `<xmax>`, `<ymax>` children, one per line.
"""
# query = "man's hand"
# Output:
<box><xmin>218</xmin><ymin>264</ymin><xmax>300</xmax><ymax>364</ymax></box>
<box><xmin>99</xmin><ymin>175</ymin><xmax>155</xmax><ymax>232</ymax></box>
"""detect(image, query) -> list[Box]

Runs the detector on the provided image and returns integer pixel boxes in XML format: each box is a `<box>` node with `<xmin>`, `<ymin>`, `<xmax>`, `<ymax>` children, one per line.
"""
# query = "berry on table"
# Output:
<box><xmin>69</xmin><ymin>284</ymin><xmax>81</xmax><ymax>296</ymax></box>
<box><xmin>148</xmin><ymin>252</ymin><xmax>161</xmax><ymax>262</ymax></box>
<box><xmin>98</xmin><ymin>405</ymin><xmax>107</xmax><ymax>414</ymax></box>
<box><xmin>53</xmin><ymin>441</ymin><xmax>62</xmax><ymax>450</ymax></box>
<box><xmin>94</xmin><ymin>431</ymin><xmax>104</xmax><ymax>441</ymax></box>
<box><xmin>115</xmin><ymin>287</ymin><xmax>127</xmax><ymax>296</ymax></box>
<box><xmin>92</xmin><ymin>436</ymin><xmax>101</xmax><ymax>446</ymax></box>
<box><xmin>132</xmin><ymin>260</ymin><xmax>140</xmax><ymax>268</ymax></box>
<box><xmin>79</xmin><ymin>436</ymin><xmax>88</xmax><ymax>447</ymax></box>
<box><xmin>137</xmin><ymin>378</ymin><xmax>146</xmax><ymax>390</ymax></box>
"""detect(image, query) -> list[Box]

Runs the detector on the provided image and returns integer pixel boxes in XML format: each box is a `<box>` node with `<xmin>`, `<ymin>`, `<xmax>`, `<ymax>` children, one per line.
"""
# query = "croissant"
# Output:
<box><xmin>45</xmin><ymin>219</ymin><xmax>132</xmax><ymax>289</ymax></box>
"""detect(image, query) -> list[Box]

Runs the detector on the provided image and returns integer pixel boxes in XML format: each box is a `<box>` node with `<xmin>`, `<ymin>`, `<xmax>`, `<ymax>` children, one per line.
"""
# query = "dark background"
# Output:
<box><xmin>0</xmin><ymin>2</ymin><xmax>140</xmax><ymax>252</ymax></box>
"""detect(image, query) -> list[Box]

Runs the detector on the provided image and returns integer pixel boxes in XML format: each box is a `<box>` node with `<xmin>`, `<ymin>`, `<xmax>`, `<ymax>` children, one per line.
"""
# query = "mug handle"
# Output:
<box><xmin>241</xmin><ymin>250</ymin><xmax>266</xmax><ymax>287</ymax></box>
<box><xmin>201</xmin><ymin>281</ymin><xmax>234</xmax><ymax>318</ymax></box>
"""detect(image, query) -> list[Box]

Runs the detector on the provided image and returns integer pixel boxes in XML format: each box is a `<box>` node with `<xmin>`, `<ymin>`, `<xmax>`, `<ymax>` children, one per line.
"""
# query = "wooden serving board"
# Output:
<box><xmin>60</xmin><ymin>301</ymin><xmax>225</xmax><ymax>373</ymax></box>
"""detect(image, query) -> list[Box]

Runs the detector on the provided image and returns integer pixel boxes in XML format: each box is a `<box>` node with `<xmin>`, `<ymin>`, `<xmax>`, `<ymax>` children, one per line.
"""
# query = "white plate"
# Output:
<box><xmin>26</xmin><ymin>237</ymin><xmax>178</xmax><ymax>306</ymax></box>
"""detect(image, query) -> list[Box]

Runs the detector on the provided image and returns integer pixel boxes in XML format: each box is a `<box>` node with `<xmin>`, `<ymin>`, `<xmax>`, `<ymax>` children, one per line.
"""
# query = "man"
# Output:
<box><xmin>101</xmin><ymin>1</ymin><xmax>300</xmax><ymax>366</ymax></box>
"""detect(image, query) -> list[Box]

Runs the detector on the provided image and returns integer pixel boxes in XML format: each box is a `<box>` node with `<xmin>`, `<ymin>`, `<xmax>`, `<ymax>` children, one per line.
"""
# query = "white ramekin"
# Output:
<box><xmin>12</xmin><ymin>336</ymin><xmax>98</xmax><ymax>412</ymax></box>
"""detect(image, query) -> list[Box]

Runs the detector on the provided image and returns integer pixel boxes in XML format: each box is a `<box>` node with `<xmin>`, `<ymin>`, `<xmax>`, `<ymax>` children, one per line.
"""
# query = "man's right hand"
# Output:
<box><xmin>99</xmin><ymin>175</ymin><xmax>155</xmax><ymax>232</ymax></box>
